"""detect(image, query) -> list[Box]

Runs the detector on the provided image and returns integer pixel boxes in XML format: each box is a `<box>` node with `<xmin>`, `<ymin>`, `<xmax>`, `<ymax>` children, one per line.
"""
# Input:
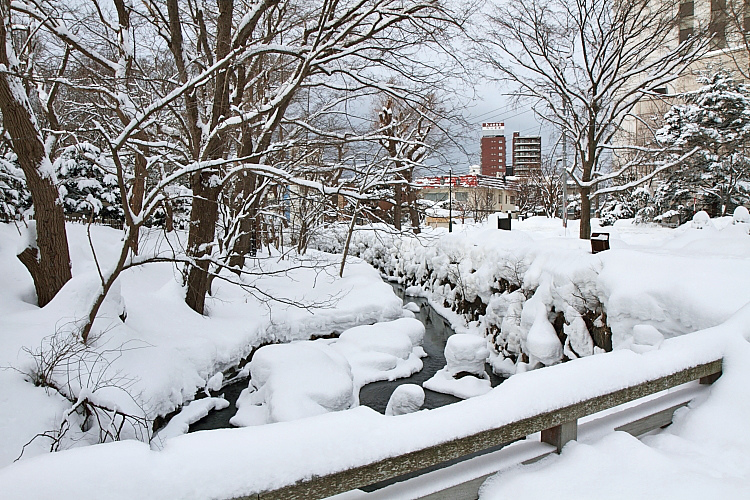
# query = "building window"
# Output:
<box><xmin>679</xmin><ymin>1</ymin><xmax>694</xmax><ymax>43</ymax></box>
<box><xmin>455</xmin><ymin>191</ymin><xmax>468</xmax><ymax>202</ymax></box>
<box><xmin>710</xmin><ymin>0</ymin><xmax>727</xmax><ymax>49</ymax></box>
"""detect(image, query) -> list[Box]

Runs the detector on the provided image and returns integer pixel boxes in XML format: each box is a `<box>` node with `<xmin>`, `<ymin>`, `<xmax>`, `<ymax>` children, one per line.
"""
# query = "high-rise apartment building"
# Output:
<box><xmin>480</xmin><ymin>123</ymin><xmax>506</xmax><ymax>177</ymax></box>
<box><xmin>511</xmin><ymin>132</ymin><xmax>542</xmax><ymax>177</ymax></box>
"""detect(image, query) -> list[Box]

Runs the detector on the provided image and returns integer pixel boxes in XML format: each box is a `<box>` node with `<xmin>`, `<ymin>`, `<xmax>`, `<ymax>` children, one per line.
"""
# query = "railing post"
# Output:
<box><xmin>541</xmin><ymin>419</ymin><xmax>577</xmax><ymax>453</ymax></box>
<box><xmin>699</xmin><ymin>370</ymin><xmax>722</xmax><ymax>385</ymax></box>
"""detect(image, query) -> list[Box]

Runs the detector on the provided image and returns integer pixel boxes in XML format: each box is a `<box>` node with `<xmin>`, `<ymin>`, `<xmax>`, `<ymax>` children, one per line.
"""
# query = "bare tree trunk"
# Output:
<box><xmin>339</xmin><ymin>201</ymin><xmax>360</xmax><ymax>277</ymax></box>
<box><xmin>164</xmin><ymin>197</ymin><xmax>174</xmax><ymax>232</ymax></box>
<box><xmin>404</xmin><ymin>168</ymin><xmax>420</xmax><ymax>233</ymax></box>
<box><xmin>393</xmin><ymin>183</ymin><xmax>403</xmax><ymax>230</ymax></box>
<box><xmin>128</xmin><ymin>151</ymin><xmax>147</xmax><ymax>253</ymax></box>
<box><xmin>184</xmin><ymin>0</ymin><xmax>233</xmax><ymax>314</ymax></box>
<box><xmin>579</xmin><ymin>186</ymin><xmax>591</xmax><ymax>240</ymax></box>
<box><xmin>0</xmin><ymin>0</ymin><xmax>71</xmax><ymax>307</ymax></box>
<box><xmin>228</xmin><ymin>172</ymin><xmax>260</xmax><ymax>272</ymax></box>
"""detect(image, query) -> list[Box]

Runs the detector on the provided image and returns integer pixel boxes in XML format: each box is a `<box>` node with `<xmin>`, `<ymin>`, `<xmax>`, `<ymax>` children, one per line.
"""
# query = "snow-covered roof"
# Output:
<box><xmin>415</xmin><ymin>174</ymin><xmax>518</xmax><ymax>191</ymax></box>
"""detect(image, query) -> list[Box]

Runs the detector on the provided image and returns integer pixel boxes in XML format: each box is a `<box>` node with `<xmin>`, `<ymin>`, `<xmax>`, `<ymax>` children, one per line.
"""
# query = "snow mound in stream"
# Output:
<box><xmin>231</xmin><ymin>342</ymin><xmax>355</xmax><ymax>426</ymax></box>
<box><xmin>231</xmin><ymin>318</ymin><xmax>426</xmax><ymax>426</ymax></box>
<box><xmin>424</xmin><ymin>334</ymin><xmax>492</xmax><ymax>399</ymax></box>
<box><xmin>385</xmin><ymin>384</ymin><xmax>425</xmax><ymax>416</ymax></box>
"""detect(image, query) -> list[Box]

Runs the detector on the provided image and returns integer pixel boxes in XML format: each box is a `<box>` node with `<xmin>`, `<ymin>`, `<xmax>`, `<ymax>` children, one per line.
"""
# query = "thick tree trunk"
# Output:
<box><xmin>184</xmin><ymin>176</ymin><xmax>221</xmax><ymax>314</ymax></box>
<box><xmin>183</xmin><ymin>0</ymin><xmax>233</xmax><ymax>315</ymax></box>
<box><xmin>129</xmin><ymin>151</ymin><xmax>147</xmax><ymax>253</ymax></box>
<box><xmin>0</xmin><ymin>0</ymin><xmax>71</xmax><ymax>306</ymax></box>
<box><xmin>393</xmin><ymin>184</ymin><xmax>403</xmax><ymax>230</ymax></box>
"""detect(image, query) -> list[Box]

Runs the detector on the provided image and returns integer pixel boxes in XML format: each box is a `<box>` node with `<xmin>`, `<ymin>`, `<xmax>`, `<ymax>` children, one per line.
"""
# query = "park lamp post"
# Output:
<box><xmin>448</xmin><ymin>169</ymin><xmax>453</xmax><ymax>232</ymax></box>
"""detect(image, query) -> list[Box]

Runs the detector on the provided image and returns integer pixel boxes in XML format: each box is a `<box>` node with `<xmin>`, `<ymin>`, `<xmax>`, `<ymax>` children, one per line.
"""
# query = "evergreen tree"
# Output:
<box><xmin>54</xmin><ymin>143</ymin><xmax>123</xmax><ymax>221</ymax></box>
<box><xmin>0</xmin><ymin>150</ymin><xmax>31</xmax><ymax>221</ymax></box>
<box><xmin>656</xmin><ymin>71</ymin><xmax>750</xmax><ymax>217</ymax></box>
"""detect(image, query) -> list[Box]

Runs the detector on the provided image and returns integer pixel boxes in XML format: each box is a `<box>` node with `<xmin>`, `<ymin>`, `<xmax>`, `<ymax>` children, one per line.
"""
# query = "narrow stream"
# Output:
<box><xmin>189</xmin><ymin>282</ymin><xmax>503</xmax><ymax>432</ymax></box>
<box><xmin>358</xmin><ymin>283</ymin><xmax>504</xmax><ymax>413</ymax></box>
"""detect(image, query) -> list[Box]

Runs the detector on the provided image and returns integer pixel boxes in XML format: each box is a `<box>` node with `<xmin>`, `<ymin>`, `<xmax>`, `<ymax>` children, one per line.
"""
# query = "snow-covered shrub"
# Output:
<box><xmin>307</xmin><ymin>223</ymin><xmax>349</xmax><ymax>253</ymax></box>
<box><xmin>54</xmin><ymin>143</ymin><xmax>123</xmax><ymax>220</ymax></box>
<box><xmin>691</xmin><ymin>210</ymin><xmax>711</xmax><ymax>229</ymax></box>
<box><xmin>350</xmin><ymin>226</ymin><xmax>608</xmax><ymax>376</ymax></box>
<box><xmin>146</xmin><ymin>183</ymin><xmax>192</xmax><ymax>230</ymax></box>
<box><xmin>16</xmin><ymin>328</ymin><xmax>150</xmax><ymax>455</ymax></box>
<box><xmin>599</xmin><ymin>188</ymin><xmax>651</xmax><ymax>226</ymax></box>
<box><xmin>0</xmin><ymin>150</ymin><xmax>31</xmax><ymax>221</ymax></box>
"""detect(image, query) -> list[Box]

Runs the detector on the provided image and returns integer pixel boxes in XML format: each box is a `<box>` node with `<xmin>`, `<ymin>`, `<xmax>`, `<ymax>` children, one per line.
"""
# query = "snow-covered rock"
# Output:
<box><xmin>152</xmin><ymin>397</ymin><xmax>229</xmax><ymax>446</ymax></box>
<box><xmin>423</xmin><ymin>334</ymin><xmax>492</xmax><ymax>399</ymax></box>
<box><xmin>444</xmin><ymin>334</ymin><xmax>489</xmax><ymax>377</ymax></box>
<box><xmin>629</xmin><ymin>324</ymin><xmax>664</xmax><ymax>354</ymax></box>
<box><xmin>330</xmin><ymin>318</ymin><xmax>426</xmax><ymax>388</ymax></box>
<box><xmin>205</xmin><ymin>372</ymin><xmax>223</xmax><ymax>394</ymax></box>
<box><xmin>231</xmin><ymin>342</ymin><xmax>355</xmax><ymax>426</ymax></box>
<box><xmin>403</xmin><ymin>302</ymin><xmax>421</xmax><ymax>313</ymax></box>
<box><xmin>385</xmin><ymin>384</ymin><xmax>424</xmax><ymax>416</ymax></box>
<box><xmin>423</xmin><ymin>368</ymin><xmax>491</xmax><ymax>399</ymax></box>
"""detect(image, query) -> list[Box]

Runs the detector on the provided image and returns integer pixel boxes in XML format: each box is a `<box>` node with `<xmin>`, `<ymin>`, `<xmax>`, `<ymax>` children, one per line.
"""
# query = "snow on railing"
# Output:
<box><xmin>247</xmin><ymin>357</ymin><xmax>722</xmax><ymax>500</ymax></box>
<box><xmin>2</xmin><ymin>318</ymin><xmax>738</xmax><ymax>500</ymax></box>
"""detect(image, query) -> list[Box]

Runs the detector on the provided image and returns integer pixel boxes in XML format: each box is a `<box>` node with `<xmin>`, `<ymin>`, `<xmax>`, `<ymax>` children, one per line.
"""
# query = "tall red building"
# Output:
<box><xmin>480</xmin><ymin>122</ymin><xmax>506</xmax><ymax>177</ymax></box>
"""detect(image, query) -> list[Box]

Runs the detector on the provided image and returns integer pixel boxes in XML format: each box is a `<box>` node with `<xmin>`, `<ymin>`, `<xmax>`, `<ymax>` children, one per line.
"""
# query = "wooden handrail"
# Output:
<box><xmin>235</xmin><ymin>358</ymin><xmax>722</xmax><ymax>500</ymax></box>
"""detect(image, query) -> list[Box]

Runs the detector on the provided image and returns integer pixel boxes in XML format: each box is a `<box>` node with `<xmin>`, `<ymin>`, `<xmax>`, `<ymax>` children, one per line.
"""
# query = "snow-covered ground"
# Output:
<box><xmin>1</xmin><ymin>214</ymin><xmax>749</xmax><ymax>499</ymax></box>
<box><xmin>0</xmin><ymin>223</ymin><xmax>404</xmax><ymax>467</ymax></box>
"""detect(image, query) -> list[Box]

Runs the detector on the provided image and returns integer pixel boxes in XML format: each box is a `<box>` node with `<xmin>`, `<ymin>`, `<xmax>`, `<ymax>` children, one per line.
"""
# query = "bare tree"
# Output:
<box><xmin>0</xmin><ymin>0</ymin><xmax>71</xmax><ymax>306</ymax></box>
<box><xmin>522</xmin><ymin>154</ymin><xmax>562</xmax><ymax>218</ymax></box>
<box><xmin>465</xmin><ymin>186</ymin><xmax>494</xmax><ymax>222</ymax></box>
<box><xmin>377</xmin><ymin>95</ymin><xmax>436</xmax><ymax>233</ymax></box>
<box><xmin>3</xmin><ymin>0</ymin><xmax>471</xmax><ymax>341</ymax></box>
<box><xmin>721</xmin><ymin>1</ymin><xmax>750</xmax><ymax>79</ymax></box>
<box><xmin>479</xmin><ymin>0</ymin><xmax>708</xmax><ymax>238</ymax></box>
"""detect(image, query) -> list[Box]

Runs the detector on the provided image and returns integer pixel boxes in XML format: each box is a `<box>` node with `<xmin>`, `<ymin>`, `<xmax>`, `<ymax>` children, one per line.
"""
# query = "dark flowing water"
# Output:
<box><xmin>358</xmin><ymin>283</ymin><xmax>504</xmax><ymax>413</ymax></box>
<box><xmin>189</xmin><ymin>282</ymin><xmax>502</xmax><ymax>432</ymax></box>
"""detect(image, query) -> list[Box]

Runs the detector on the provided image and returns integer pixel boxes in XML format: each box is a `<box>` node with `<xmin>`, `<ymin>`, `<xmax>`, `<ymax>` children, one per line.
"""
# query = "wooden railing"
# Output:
<box><xmin>238</xmin><ymin>358</ymin><xmax>722</xmax><ymax>500</ymax></box>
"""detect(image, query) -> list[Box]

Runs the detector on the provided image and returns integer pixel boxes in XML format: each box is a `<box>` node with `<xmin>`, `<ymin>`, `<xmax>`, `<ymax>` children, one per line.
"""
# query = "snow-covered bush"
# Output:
<box><xmin>307</xmin><ymin>223</ymin><xmax>349</xmax><ymax>253</ymax></box>
<box><xmin>733</xmin><ymin>206</ymin><xmax>749</xmax><ymax>224</ymax></box>
<box><xmin>54</xmin><ymin>143</ymin><xmax>123</xmax><ymax>220</ymax></box>
<box><xmin>350</xmin><ymin>226</ymin><xmax>608</xmax><ymax>376</ymax></box>
<box><xmin>691</xmin><ymin>210</ymin><xmax>711</xmax><ymax>229</ymax></box>
<box><xmin>599</xmin><ymin>188</ymin><xmax>651</xmax><ymax>226</ymax></box>
<box><xmin>0</xmin><ymin>151</ymin><xmax>31</xmax><ymax>221</ymax></box>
